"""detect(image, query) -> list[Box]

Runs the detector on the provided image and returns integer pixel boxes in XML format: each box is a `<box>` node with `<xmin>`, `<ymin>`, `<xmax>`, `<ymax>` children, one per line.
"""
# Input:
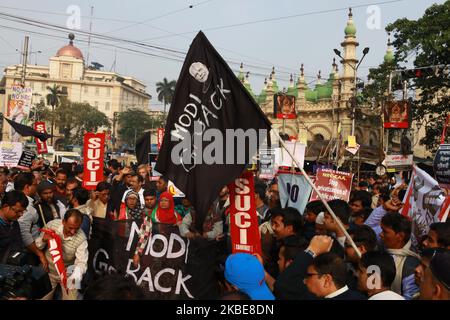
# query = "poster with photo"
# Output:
<box><xmin>384</xmin><ymin>100</ymin><xmax>409</xmax><ymax>129</ymax></box>
<box><xmin>274</xmin><ymin>94</ymin><xmax>296</xmax><ymax>119</ymax></box>
<box><xmin>386</xmin><ymin>129</ymin><xmax>413</xmax><ymax>155</ymax></box>
<box><xmin>7</xmin><ymin>85</ymin><xmax>32</xmax><ymax>142</ymax></box>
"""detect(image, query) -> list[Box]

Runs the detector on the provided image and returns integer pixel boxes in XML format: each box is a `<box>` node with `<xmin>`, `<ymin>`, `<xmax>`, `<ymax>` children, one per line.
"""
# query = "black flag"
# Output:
<box><xmin>135</xmin><ymin>131</ymin><xmax>151</xmax><ymax>165</ymax></box>
<box><xmin>155</xmin><ymin>31</ymin><xmax>271</xmax><ymax>231</ymax></box>
<box><xmin>4</xmin><ymin>118</ymin><xmax>53</xmax><ymax>141</ymax></box>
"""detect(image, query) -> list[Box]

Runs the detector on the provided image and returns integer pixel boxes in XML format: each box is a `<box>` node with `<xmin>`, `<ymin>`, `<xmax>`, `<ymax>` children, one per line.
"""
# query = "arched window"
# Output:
<box><xmin>314</xmin><ymin>134</ymin><xmax>325</xmax><ymax>142</ymax></box>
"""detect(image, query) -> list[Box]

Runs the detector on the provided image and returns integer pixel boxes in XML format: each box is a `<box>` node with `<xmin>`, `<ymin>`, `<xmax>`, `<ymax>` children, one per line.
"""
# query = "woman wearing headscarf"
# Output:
<box><xmin>117</xmin><ymin>191</ymin><xmax>144</xmax><ymax>220</ymax></box>
<box><xmin>151</xmin><ymin>191</ymin><xmax>182</xmax><ymax>225</ymax></box>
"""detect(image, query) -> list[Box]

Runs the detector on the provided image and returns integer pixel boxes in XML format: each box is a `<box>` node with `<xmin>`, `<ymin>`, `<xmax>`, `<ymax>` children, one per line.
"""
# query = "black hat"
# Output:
<box><xmin>37</xmin><ymin>180</ymin><xmax>55</xmax><ymax>193</ymax></box>
<box><xmin>430</xmin><ymin>250</ymin><xmax>450</xmax><ymax>291</ymax></box>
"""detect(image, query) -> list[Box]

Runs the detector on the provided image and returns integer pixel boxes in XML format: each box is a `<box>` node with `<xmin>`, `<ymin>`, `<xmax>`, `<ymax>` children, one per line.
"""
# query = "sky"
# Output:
<box><xmin>0</xmin><ymin>0</ymin><xmax>445</xmax><ymax>110</ymax></box>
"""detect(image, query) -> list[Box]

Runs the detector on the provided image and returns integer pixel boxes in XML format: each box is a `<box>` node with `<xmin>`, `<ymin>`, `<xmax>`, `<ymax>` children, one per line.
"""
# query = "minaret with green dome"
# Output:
<box><xmin>297</xmin><ymin>64</ymin><xmax>307</xmax><ymax>105</ymax></box>
<box><xmin>258</xmin><ymin>78</ymin><xmax>268</xmax><ymax>104</ymax></box>
<box><xmin>287</xmin><ymin>74</ymin><xmax>298</xmax><ymax>98</ymax></box>
<box><xmin>340</xmin><ymin>7</ymin><xmax>360</xmax><ymax>102</ymax></box>
<box><xmin>270</xmin><ymin>67</ymin><xmax>279</xmax><ymax>93</ymax></box>
<box><xmin>243</xmin><ymin>71</ymin><xmax>257</xmax><ymax>100</ymax></box>
<box><xmin>384</xmin><ymin>34</ymin><xmax>395</xmax><ymax>64</ymax></box>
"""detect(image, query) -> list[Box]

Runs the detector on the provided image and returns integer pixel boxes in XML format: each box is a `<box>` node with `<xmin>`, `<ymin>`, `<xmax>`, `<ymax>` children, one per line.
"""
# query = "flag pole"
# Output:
<box><xmin>273</xmin><ymin>129</ymin><xmax>361</xmax><ymax>258</ymax></box>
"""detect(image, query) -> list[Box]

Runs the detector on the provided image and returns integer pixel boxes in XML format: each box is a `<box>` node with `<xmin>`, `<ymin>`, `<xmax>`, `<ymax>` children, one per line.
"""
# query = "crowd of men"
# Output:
<box><xmin>0</xmin><ymin>159</ymin><xmax>449</xmax><ymax>300</ymax></box>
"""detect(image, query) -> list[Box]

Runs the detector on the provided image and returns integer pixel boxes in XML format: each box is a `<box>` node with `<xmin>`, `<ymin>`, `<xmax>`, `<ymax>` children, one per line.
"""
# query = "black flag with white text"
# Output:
<box><xmin>155</xmin><ymin>31</ymin><xmax>271</xmax><ymax>231</ymax></box>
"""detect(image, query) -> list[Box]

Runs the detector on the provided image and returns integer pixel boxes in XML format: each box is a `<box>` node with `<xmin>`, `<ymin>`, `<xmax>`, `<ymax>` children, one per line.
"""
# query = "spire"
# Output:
<box><xmin>316</xmin><ymin>70</ymin><xmax>322</xmax><ymax>85</ymax></box>
<box><xmin>258</xmin><ymin>78</ymin><xmax>268</xmax><ymax>104</ymax></box>
<box><xmin>297</xmin><ymin>63</ymin><xmax>307</xmax><ymax>92</ymax></box>
<box><xmin>345</xmin><ymin>7</ymin><xmax>356</xmax><ymax>36</ymax></box>
<box><xmin>243</xmin><ymin>71</ymin><xmax>255</xmax><ymax>98</ymax></box>
<box><xmin>69</xmin><ymin>33</ymin><xmax>75</xmax><ymax>45</ymax></box>
<box><xmin>384</xmin><ymin>33</ymin><xmax>395</xmax><ymax>64</ymax></box>
<box><xmin>267</xmin><ymin>72</ymin><xmax>273</xmax><ymax>91</ymax></box>
<box><xmin>270</xmin><ymin>66</ymin><xmax>279</xmax><ymax>93</ymax></box>
<box><xmin>237</xmin><ymin>62</ymin><xmax>245</xmax><ymax>82</ymax></box>
<box><xmin>287</xmin><ymin>73</ymin><xmax>298</xmax><ymax>98</ymax></box>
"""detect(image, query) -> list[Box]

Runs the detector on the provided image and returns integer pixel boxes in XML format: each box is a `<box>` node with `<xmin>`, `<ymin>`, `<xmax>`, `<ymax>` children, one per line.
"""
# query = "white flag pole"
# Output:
<box><xmin>273</xmin><ymin>130</ymin><xmax>361</xmax><ymax>258</ymax></box>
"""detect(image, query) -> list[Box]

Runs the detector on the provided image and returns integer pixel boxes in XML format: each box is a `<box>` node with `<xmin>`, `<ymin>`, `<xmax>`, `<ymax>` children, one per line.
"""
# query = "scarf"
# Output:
<box><xmin>387</xmin><ymin>239</ymin><xmax>420</xmax><ymax>295</ymax></box>
<box><xmin>152</xmin><ymin>192</ymin><xmax>181</xmax><ymax>225</ymax></box>
<box><xmin>121</xmin><ymin>191</ymin><xmax>144</xmax><ymax>220</ymax></box>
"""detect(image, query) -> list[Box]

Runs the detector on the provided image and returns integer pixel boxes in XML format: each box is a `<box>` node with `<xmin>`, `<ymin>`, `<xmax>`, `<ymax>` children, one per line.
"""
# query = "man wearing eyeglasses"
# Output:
<box><xmin>304</xmin><ymin>252</ymin><xmax>367</xmax><ymax>300</ymax></box>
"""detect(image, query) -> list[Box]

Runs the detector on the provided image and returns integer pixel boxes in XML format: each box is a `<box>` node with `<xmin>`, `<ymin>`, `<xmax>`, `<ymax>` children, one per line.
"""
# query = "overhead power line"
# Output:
<box><xmin>140</xmin><ymin>0</ymin><xmax>405</xmax><ymax>41</ymax></box>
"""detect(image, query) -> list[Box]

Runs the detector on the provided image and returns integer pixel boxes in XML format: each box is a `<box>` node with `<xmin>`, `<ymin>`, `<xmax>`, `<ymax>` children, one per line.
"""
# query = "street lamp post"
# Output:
<box><xmin>333</xmin><ymin>47</ymin><xmax>370</xmax><ymax>137</ymax></box>
<box><xmin>333</xmin><ymin>47</ymin><xmax>369</xmax><ymax>172</ymax></box>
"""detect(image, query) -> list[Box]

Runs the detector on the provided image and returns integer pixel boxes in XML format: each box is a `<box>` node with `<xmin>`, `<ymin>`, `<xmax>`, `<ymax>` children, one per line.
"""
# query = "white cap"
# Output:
<box><xmin>315</xmin><ymin>212</ymin><xmax>325</xmax><ymax>225</ymax></box>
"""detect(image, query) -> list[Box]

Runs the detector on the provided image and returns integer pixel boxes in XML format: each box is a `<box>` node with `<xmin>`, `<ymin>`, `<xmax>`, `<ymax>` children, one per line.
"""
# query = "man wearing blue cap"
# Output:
<box><xmin>224</xmin><ymin>252</ymin><xmax>275</xmax><ymax>300</ymax></box>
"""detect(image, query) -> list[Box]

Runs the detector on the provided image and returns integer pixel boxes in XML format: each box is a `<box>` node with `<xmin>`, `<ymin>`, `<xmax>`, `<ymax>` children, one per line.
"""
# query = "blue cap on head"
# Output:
<box><xmin>224</xmin><ymin>253</ymin><xmax>275</xmax><ymax>300</ymax></box>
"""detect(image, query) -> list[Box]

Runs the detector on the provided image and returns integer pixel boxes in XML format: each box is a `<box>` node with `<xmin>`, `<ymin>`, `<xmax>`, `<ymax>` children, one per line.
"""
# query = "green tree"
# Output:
<box><xmin>46</xmin><ymin>84</ymin><xmax>63</xmax><ymax>143</ymax></box>
<box><xmin>29</xmin><ymin>100</ymin><xmax>51</xmax><ymax>123</ymax></box>
<box><xmin>50</xmin><ymin>98</ymin><xmax>110</xmax><ymax>145</ymax></box>
<box><xmin>156</xmin><ymin>78</ymin><xmax>177</xmax><ymax>115</ymax></box>
<box><xmin>364</xmin><ymin>1</ymin><xmax>450</xmax><ymax>152</ymax></box>
<box><xmin>117</xmin><ymin>108</ymin><xmax>153</xmax><ymax>147</ymax></box>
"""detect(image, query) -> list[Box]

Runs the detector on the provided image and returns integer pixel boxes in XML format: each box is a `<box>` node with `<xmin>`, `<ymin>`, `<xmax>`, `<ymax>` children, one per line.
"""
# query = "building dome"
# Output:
<box><xmin>56</xmin><ymin>34</ymin><xmax>84</xmax><ymax>60</ymax></box>
<box><xmin>316</xmin><ymin>84</ymin><xmax>332</xmax><ymax>100</ymax></box>
<box><xmin>344</xmin><ymin>8</ymin><xmax>356</xmax><ymax>36</ymax></box>
<box><xmin>384</xmin><ymin>37</ymin><xmax>395</xmax><ymax>64</ymax></box>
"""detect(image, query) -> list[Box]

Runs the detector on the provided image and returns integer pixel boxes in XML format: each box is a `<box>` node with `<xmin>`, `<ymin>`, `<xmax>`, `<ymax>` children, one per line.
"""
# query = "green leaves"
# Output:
<box><xmin>156</xmin><ymin>77</ymin><xmax>177</xmax><ymax>113</ymax></box>
<box><xmin>50</xmin><ymin>99</ymin><xmax>110</xmax><ymax>145</ymax></box>
<box><xmin>364</xmin><ymin>1</ymin><xmax>450</xmax><ymax>152</ymax></box>
<box><xmin>117</xmin><ymin>108</ymin><xmax>156</xmax><ymax>147</ymax></box>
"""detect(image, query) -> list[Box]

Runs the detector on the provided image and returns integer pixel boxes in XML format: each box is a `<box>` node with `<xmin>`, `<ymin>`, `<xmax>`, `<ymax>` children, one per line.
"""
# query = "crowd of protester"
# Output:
<box><xmin>0</xmin><ymin>160</ymin><xmax>449</xmax><ymax>300</ymax></box>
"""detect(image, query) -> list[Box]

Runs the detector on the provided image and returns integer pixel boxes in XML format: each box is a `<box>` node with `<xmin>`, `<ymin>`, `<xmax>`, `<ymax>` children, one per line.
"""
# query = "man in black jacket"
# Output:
<box><xmin>304</xmin><ymin>252</ymin><xmax>367</xmax><ymax>300</ymax></box>
<box><xmin>273</xmin><ymin>235</ymin><xmax>333</xmax><ymax>299</ymax></box>
<box><xmin>0</xmin><ymin>191</ymin><xmax>28</xmax><ymax>263</ymax></box>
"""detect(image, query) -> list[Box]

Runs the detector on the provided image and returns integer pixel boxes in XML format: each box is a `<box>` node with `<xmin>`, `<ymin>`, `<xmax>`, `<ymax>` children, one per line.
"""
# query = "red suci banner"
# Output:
<box><xmin>228</xmin><ymin>172</ymin><xmax>261</xmax><ymax>255</ymax></box>
<box><xmin>310</xmin><ymin>168</ymin><xmax>354</xmax><ymax>202</ymax></box>
<box><xmin>40</xmin><ymin>228</ymin><xmax>68</xmax><ymax>293</ymax></box>
<box><xmin>34</xmin><ymin>122</ymin><xmax>48</xmax><ymax>154</ymax></box>
<box><xmin>82</xmin><ymin>132</ymin><xmax>105</xmax><ymax>190</ymax></box>
<box><xmin>383</xmin><ymin>100</ymin><xmax>410</xmax><ymax>129</ymax></box>
<box><xmin>157</xmin><ymin>128</ymin><xmax>164</xmax><ymax>151</ymax></box>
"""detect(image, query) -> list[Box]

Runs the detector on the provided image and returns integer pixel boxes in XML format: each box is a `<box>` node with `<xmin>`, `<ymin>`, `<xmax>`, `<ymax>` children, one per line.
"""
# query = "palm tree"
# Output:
<box><xmin>155</xmin><ymin>78</ymin><xmax>176</xmax><ymax>116</ymax></box>
<box><xmin>46</xmin><ymin>84</ymin><xmax>63</xmax><ymax>145</ymax></box>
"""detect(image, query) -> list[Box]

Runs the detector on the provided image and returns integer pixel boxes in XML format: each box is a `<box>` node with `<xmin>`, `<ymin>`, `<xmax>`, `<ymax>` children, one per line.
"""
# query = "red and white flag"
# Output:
<box><xmin>228</xmin><ymin>172</ymin><xmax>262</xmax><ymax>255</ymax></box>
<box><xmin>34</xmin><ymin>122</ymin><xmax>48</xmax><ymax>154</ymax></box>
<box><xmin>40</xmin><ymin>229</ymin><xmax>68</xmax><ymax>292</ymax></box>
<box><xmin>82</xmin><ymin>133</ymin><xmax>105</xmax><ymax>190</ymax></box>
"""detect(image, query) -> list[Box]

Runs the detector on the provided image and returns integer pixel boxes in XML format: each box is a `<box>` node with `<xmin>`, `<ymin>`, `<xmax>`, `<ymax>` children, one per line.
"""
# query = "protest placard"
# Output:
<box><xmin>310</xmin><ymin>168</ymin><xmax>353</xmax><ymax>202</ymax></box>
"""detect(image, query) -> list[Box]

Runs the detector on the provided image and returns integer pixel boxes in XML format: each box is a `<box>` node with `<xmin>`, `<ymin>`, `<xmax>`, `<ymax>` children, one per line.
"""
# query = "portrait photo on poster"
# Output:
<box><xmin>383</xmin><ymin>100</ymin><xmax>410</xmax><ymax>128</ymax></box>
<box><xmin>386</xmin><ymin>129</ymin><xmax>413</xmax><ymax>155</ymax></box>
<box><xmin>274</xmin><ymin>94</ymin><xmax>296</xmax><ymax>119</ymax></box>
